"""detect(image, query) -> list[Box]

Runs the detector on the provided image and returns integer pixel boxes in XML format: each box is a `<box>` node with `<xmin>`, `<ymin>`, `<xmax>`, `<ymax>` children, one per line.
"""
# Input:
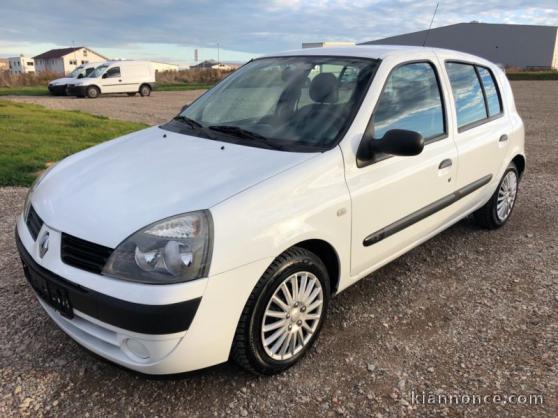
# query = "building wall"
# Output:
<box><xmin>8</xmin><ymin>56</ymin><xmax>35</xmax><ymax>74</ymax></box>
<box><xmin>151</xmin><ymin>62</ymin><xmax>179</xmax><ymax>72</ymax></box>
<box><xmin>36</xmin><ymin>48</ymin><xmax>107</xmax><ymax>74</ymax></box>
<box><xmin>363</xmin><ymin>23</ymin><xmax>558</xmax><ymax>69</ymax></box>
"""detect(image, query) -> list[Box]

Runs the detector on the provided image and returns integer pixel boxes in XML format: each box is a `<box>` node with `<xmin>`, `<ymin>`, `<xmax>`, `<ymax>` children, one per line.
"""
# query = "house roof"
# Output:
<box><xmin>34</xmin><ymin>47</ymin><xmax>108</xmax><ymax>60</ymax></box>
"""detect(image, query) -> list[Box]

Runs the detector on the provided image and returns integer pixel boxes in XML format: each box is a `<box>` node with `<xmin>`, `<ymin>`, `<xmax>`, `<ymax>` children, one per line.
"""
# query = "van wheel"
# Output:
<box><xmin>139</xmin><ymin>84</ymin><xmax>151</xmax><ymax>97</ymax></box>
<box><xmin>474</xmin><ymin>162</ymin><xmax>519</xmax><ymax>229</ymax></box>
<box><xmin>86</xmin><ymin>86</ymin><xmax>100</xmax><ymax>99</ymax></box>
<box><xmin>231</xmin><ymin>247</ymin><xmax>330</xmax><ymax>375</ymax></box>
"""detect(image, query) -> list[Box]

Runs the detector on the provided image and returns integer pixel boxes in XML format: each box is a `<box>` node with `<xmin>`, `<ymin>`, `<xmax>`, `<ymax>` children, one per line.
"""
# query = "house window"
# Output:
<box><xmin>83</xmin><ymin>50</ymin><xmax>88</xmax><ymax>57</ymax></box>
<box><xmin>27</xmin><ymin>62</ymin><xmax>33</xmax><ymax>66</ymax></box>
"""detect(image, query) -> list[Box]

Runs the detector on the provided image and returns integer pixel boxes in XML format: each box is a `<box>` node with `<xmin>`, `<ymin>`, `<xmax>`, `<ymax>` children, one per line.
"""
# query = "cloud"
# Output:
<box><xmin>0</xmin><ymin>0</ymin><xmax>556</xmax><ymax>59</ymax></box>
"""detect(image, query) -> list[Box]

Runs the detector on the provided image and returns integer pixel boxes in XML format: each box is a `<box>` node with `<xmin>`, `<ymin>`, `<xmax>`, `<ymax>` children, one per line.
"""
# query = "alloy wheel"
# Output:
<box><xmin>261</xmin><ymin>271</ymin><xmax>324</xmax><ymax>361</ymax></box>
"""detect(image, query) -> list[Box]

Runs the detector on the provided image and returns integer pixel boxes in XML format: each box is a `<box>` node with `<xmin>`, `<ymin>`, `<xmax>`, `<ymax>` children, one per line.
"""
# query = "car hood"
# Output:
<box><xmin>32</xmin><ymin>126</ymin><xmax>317</xmax><ymax>248</ymax></box>
<box><xmin>50</xmin><ymin>77</ymin><xmax>75</xmax><ymax>85</ymax></box>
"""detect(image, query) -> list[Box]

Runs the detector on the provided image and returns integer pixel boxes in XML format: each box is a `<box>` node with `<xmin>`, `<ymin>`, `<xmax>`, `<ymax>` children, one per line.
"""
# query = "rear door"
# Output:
<box><xmin>441</xmin><ymin>60</ymin><xmax>508</xmax><ymax>213</ymax></box>
<box><xmin>345</xmin><ymin>59</ymin><xmax>458</xmax><ymax>277</ymax></box>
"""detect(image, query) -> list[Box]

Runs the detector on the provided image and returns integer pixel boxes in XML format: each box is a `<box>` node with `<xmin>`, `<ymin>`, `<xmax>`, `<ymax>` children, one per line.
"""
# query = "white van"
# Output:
<box><xmin>47</xmin><ymin>62</ymin><xmax>102</xmax><ymax>96</ymax></box>
<box><xmin>68</xmin><ymin>61</ymin><xmax>156</xmax><ymax>98</ymax></box>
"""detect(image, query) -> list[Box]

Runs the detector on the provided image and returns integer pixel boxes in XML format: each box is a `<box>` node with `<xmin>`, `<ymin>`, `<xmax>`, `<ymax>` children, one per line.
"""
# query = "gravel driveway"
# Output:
<box><xmin>0</xmin><ymin>81</ymin><xmax>557</xmax><ymax>417</ymax></box>
<box><xmin>5</xmin><ymin>90</ymin><xmax>205</xmax><ymax>125</ymax></box>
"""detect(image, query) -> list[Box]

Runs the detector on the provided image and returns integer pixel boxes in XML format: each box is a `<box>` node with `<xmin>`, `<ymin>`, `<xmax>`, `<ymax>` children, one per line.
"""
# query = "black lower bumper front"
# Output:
<box><xmin>48</xmin><ymin>84</ymin><xmax>67</xmax><ymax>96</ymax></box>
<box><xmin>67</xmin><ymin>85</ymin><xmax>88</xmax><ymax>97</ymax></box>
<box><xmin>16</xmin><ymin>232</ymin><xmax>201</xmax><ymax>335</ymax></box>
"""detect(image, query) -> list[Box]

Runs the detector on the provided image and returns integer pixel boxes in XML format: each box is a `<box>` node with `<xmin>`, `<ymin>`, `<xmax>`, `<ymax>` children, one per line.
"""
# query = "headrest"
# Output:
<box><xmin>309</xmin><ymin>73</ymin><xmax>339</xmax><ymax>103</ymax></box>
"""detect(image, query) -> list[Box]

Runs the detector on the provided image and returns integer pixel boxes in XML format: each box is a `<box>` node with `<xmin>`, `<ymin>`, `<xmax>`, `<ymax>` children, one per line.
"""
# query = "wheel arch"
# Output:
<box><xmin>288</xmin><ymin>239</ymin><xmax>341</xmax><ymax>295</ymax></box>
<box><xmin>511</xmin><ymin>154</ymin><xmax>526</xmax><ymax>179</ymax></box>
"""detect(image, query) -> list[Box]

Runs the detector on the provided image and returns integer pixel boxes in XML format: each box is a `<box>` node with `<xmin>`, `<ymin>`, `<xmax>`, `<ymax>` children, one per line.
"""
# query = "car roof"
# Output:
<box><xmin>266</xmin><ymin>45</ymin><xmax>496</xmax><ymax>67</ymax></box>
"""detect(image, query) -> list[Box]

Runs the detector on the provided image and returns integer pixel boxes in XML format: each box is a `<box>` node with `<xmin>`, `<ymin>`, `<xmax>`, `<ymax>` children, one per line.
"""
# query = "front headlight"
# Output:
<box><xmin>102</xmin><ymin>211</ymin><xmax>213</xmax><ymax>284</ymax></box>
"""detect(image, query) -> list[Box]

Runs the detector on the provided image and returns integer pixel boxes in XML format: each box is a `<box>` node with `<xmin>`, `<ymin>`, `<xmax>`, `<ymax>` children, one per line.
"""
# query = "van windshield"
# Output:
<box><xmin>162</xmin><ymin>56</ymin><xmax>379</xmax><ymax>152</ymax></box>
<box><xmin>88</xmin><ymin>65</ymin><xmax>108</xmax><ymax>78</ymax></box>
<box><xmin>69</xmin><ymin>66</ymin><xmax>85</xmax><ymax>78</ymax></box>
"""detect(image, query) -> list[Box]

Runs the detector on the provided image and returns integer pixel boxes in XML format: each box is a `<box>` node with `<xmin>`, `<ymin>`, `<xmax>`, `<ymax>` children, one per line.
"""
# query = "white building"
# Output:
<box><xmin>8</xmin><ymin>55</ymin><xmax>35</xmax><ymax>75</ymax></box>
<box><xmin>151</xmin><ymin>61</ymin><xmax>179</xmax><ymax>72</ymax></box>
<box><xmin>33</xmin><ymin>47</ymin><xmax>108</xmax><ymax>75</ymax></box>
<box><xmin>302</xmin><ymin>41</ymin><xmax>355</xmax><ymax>49</ymax></box>
<box><xmin>362</xmin><ymin>22</ymin><xmax>558</xmax><ymax>70</ymax></box>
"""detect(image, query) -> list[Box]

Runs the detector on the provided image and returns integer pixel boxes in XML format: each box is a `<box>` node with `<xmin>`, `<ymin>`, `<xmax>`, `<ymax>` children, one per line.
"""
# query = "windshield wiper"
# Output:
<box><xmin>174</xmin><ymin>115</ymin><xmax>203</xmax><ymax>130</ymax></box>
<box><xmin>208</xmin><ymin>125</ymin><xmax>284</xmax><ymax>150</ymax></box>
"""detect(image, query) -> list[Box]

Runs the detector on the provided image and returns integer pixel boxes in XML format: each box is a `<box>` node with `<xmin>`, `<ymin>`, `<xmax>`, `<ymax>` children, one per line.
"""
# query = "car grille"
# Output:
<box><xmin>26</xmin><ymin>206</ymin><xmax>44</xmax><ymax>240</ymax></box>
<box><xmin>61</xmin><ymin>233</ymin><xmax>113</xmax><ymax>274</ymax></box>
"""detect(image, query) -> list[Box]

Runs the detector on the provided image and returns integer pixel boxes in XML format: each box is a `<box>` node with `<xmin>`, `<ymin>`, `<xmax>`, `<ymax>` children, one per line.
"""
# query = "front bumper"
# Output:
<box><xmin>67</xmin><ymin>85</ymin><xmax>87</xmax><ymax>96</ymax></box>
<box><xmin>16</xmin><ymin>215</ymin><xmax>273</xmax><ymax>374</ymax></box>
<box><xmin>16</xmin><ymin>234</ymin><xmax>201</xmax><ymax>334</ymax></box>
<box><xmin>48</xmin><ymin>84</ymin><xmax>67</xmax><ymax>95</ymax></box>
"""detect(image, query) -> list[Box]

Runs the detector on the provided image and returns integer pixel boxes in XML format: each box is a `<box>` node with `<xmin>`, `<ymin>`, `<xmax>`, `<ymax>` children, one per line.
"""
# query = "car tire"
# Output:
<box><xmin>231</xmin><ymin>247</ymin><xmax>330</xmax><ymax>375</ymax></box>
<box><xmin>474</xmin><ymin>162</ymin><xmax>519</xmax><ymax>229</ymax></box>
<box><xmin>139</xmin><ymin>84</ymin><xmax>151</xmax><ymax>97</ymax></box>
<box><xmin>86</xmin><ymin>86</ymin><xmax>100</xmax><ymax>99</ymax></box>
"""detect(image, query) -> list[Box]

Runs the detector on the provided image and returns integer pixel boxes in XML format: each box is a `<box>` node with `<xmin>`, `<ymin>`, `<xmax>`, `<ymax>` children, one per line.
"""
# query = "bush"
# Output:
<box><xmin>0</xmin><ymin>71</ymin><xmax>63</xmax><ymax>87</ymax></box>
<box><xmin>155</xmin><ymin>68</ymin><xmax>233</xmax><ymax>85</ymax></box>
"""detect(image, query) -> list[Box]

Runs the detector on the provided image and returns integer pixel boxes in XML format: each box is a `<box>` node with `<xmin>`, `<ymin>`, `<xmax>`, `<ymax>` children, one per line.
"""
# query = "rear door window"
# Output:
<box><xmin>445</xmin><ymin>62</ymin><xmax>487</xmax><ymax>129</ymax></box>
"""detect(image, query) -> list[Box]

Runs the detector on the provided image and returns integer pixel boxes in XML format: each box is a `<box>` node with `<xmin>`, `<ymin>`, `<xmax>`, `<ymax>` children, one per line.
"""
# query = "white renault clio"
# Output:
<box><xmin>17</xmin><ymin>46</ymin><xmax>525</xmax><ymax>375</ymax></box>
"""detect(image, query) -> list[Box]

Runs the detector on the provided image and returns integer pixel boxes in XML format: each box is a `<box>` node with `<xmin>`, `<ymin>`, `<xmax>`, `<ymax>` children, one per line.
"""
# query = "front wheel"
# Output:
<box><xmin>86</xmin><ymin>86</ymin><xmax>100</xmax><ymax>99</ymax></box>
<box><xmin>231</xmin><ymin>247</ymin><xmax>330</xmax><ymax>375</ymax></box>
<box><xmin>474</xmin><ymin>162</ymin><xmax>519</xmax><ymax>229</ymax></box>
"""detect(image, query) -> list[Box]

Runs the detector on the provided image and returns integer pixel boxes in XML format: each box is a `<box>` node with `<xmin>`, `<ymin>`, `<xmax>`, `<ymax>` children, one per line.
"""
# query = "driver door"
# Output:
<box><xmin>346</xmin><ymin>60</ymin><xmax>458</xmax><ymax>276</ymax></box>
<box><xmin>100</xmin><ymin>66</ymin><xmax>122</xmax><ymax>94</ymax></box>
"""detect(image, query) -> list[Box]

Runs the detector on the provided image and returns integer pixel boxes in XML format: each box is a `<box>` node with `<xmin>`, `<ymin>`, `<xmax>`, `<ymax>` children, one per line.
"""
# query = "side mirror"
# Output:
<box><xmin>77</xmin><ymin>74</ymin><xmax>84</xmax><ymax>79</ymax></box>
<box><xmin>102</xmin><ymin>73</ymin><xmax>108</xmax><ymax>79</ymax></box>
<box><xmin>358</xmin><ymin>129</ymin><xmax>424</xmax><ymax>162</ymax></box>
<box><xmin>180</xmin><ymin>104</ymin><xmax>189</xmax><ymax>113</ymax></box>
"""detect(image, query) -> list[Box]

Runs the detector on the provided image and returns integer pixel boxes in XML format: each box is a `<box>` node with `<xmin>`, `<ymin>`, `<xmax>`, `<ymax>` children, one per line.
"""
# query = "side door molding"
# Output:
<box><xmin>363</xmin><ymin>174</ymin><xmax>492</xmax><ymax>247</ymax></box>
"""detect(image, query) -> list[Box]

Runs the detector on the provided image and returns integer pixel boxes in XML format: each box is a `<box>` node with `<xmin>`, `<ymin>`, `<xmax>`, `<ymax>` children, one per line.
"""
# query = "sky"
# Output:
<box><xmin>1</xmin><ymin>0</ymin><xmax>557</xmax><ymax>65</ymax></box>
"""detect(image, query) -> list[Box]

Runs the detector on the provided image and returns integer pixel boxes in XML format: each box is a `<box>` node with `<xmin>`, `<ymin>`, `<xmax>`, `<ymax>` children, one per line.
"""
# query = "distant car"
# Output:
<box><xmin>47</xmin><ymin>63</ymin><xmax>102</xmax><ymax>96</ymax></box>
<box><xmin>67</xmin><ymin>60</ymin><xmax>156</xmax><ymax>98</ymax></box>
<box><xmin>17</xmin><ymin>46</ymin><xmax>525</xmax><ymax>375</ymax></box>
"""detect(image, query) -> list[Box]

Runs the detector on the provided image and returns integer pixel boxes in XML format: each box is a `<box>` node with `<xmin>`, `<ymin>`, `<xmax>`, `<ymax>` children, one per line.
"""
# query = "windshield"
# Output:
<box><xmin>68</xmin><ymin>66</ymin><xmax>85</xmax><ymax>78</ymax></box>
<box><xmin>88</xmin><ymin>64</ymin><xmax>108</xmax><ymax>78</ymax></box>
<box><xmin>163</xmin><ymin>56</ymin><xmax>379</xmax><ymax>152</ymax></box>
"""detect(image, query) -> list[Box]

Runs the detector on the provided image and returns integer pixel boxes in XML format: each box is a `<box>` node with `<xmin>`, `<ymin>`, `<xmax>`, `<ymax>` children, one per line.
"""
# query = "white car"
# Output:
<box><xmin>48</xmin><ymin>62</ymin><xmax>102</xmax><ymax>96</ymax></box>
<box><xmin>67</xmin><ymin>60</ymin><xmax>156</xmax><ymax>98</ymax></box>
<box><xmin>16</xmin><ymin>45</ymin><xmax>525</xmax><ymax>375</ymax></box>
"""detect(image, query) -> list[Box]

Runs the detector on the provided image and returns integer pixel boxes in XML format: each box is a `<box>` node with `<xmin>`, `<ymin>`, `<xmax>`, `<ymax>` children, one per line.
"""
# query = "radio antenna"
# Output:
<box><xmin>422</xmin><ymin>2</ymin><xmax>439</xmax><ymax>47</ymax></box>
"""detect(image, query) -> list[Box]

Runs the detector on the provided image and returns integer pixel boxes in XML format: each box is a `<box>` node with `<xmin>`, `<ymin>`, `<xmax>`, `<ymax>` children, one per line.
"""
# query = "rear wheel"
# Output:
<box><xmin>474</xmin><ymin>162</ymin><xmax>519</xmax><ymax>229</ymax></box>
<box><xmin>139</xmin><ymin>84</ymin><xmax>151</xmax><ymax>97</ymax></box>
<box><xmin>86</xmin><ymin>86</ymin><xmax>100</xmax><ymax>99</ymax></box>
<box><xmin>231</xmin><ymin>247</ymin><xmax>330</xmax><ymax>375</ymax></box>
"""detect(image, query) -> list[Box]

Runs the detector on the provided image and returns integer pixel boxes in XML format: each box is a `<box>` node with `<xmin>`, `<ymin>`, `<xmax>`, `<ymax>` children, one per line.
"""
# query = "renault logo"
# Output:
<box><xmin>39</xmin><ymin>231</ymin><xmax>49</xmax><ymax>258</ymax></box>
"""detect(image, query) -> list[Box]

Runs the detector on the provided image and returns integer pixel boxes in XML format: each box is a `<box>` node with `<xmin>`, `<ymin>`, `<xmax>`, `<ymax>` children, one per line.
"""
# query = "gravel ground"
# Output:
<box><xmin>4</xmin><ymin>90</ymin><xmax>205</xmax><ymax>125</ymax></box>
<box><xmin>0</xmin><ymin>81</ymin><xmax>557</xmax><ymax>417</ymax></box>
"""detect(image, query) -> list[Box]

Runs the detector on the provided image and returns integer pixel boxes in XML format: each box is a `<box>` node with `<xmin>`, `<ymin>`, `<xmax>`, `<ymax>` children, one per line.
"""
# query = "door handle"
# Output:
<box><xmin>438</xmin><ymin>159</ymin><xmax>452</xmax><ymax>169</ymax></box>
<box><xmin>118</xmin><ymin>79</ymin><xmax>122</xmax><ymax>82</ymax></box>
<box><xmin>499</xmin><ymin>134</ymin><xmax>508</xmax><ymax>142</ymax></box>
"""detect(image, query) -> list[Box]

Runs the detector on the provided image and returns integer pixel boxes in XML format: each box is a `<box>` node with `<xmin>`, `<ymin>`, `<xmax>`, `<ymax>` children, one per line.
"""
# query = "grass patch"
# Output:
<box><xmin>0</xmin><ymin>86</ymin><xmax>50</xmax><ymax>96</ymax></box>
<box><xmin>156</xmin><ymin>83</ymin><xmax>215</xmax><ymax>91</ymax></box>
<box><xmin>0</xmin><ymin>100</ymin><xmax>146</xmax><ymax>186</ymax></box>
<box><xmin>507</xmin><ymin>71</ymin><xmax>558</xmax><ymax>81</ymax></box>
